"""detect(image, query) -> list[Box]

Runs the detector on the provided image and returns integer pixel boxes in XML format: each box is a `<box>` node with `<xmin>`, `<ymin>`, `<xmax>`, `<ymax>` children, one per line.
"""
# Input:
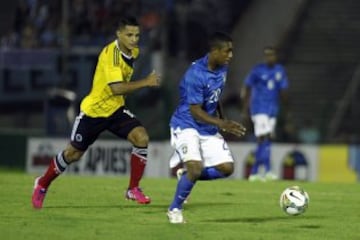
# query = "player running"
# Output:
<box><xmin>242</xmin><ymin>46</ymin><xmax>289</xmax><ymax>181</ymax></box>
<box><xmin>167</xmin><ymin>32</ymin><xmax>246</xmax><ymax>224</ymax></box>
<box><xmin>32</xmin><ymin>16</ymin><xmax>161</xmax><ymax>208</ymax></box>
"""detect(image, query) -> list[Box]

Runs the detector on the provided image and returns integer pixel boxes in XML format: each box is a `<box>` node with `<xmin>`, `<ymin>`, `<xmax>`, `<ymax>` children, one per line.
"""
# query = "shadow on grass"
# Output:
<box><xmin>298</xmin><ymin>224</ymin><xmax>321</xmax><ymax>229</ymax></box>
<box><xmin>44</xmin><ymin>202</ymin><xmax>236</xmax><ymax>211</ymax></box>
<box><xmin>203</xmin><ymin>215</ymin><xmax>324</xmax><ymax>224</ymax></box>
<box><xmin>44</xmin><ymin>203</ymin><xmax>169</xmax><ymax>209</ymax></box>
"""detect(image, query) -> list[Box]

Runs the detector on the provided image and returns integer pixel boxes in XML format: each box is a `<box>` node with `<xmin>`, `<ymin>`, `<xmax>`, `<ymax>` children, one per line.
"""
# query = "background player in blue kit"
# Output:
<box><xmin>167</xmin><ymin>32</ymin><xmax>246</xmax><ymax>224</ymax></box>
<box><xmin>242</xmin><ymin>46</ymin><xmax>289</xmax><ymax>181</ymax></box>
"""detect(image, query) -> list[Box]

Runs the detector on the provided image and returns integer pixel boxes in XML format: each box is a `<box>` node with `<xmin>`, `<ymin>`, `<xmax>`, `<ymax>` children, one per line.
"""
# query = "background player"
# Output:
<box><xmin>242</xmin><ymin>46</ymin><xmax>289</xmax><ymax>181</ymax></box>
<box><xmin>167</xmin><ymin>32</ymin><xmax>246</xmax><ymax>224</ymax></box>
<box><xmin>32</xmin><ymin>16</ymin><xmax>161</xmax><ymax>208</ymax></box>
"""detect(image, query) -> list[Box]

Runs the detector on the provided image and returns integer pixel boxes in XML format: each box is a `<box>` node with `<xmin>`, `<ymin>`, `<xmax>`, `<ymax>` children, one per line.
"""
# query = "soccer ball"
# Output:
<box><xmin>279</xmin><ymin>186</ymin><xmax>309</xmax><ymax>216</ymax></box>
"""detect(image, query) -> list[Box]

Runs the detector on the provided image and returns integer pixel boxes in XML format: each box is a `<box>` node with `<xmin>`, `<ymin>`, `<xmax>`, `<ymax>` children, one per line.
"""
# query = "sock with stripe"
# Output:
<box><xmin>39</xmin><ymin>151</ymin><xmax>69</xmax><ymax>189</ymax></box>
<box><xmin>128</xmin><ymin>146</ymin><xmax>148</xmax><ymax>189</ymax></box>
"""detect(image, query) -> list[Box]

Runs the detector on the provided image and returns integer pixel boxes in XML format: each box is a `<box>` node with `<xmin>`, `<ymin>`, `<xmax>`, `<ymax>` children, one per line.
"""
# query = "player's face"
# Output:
<box><xmin>116</xmin><ymin>25</ymin><xmax>140</xmax><ymax>52</ymax></box>
<box><xmin>264</xmin><ymin>49</ymin><xmax>277</xmax><ymax>65</ymax></box>
<box><xmin>215</xmin><ymin>42</ymin><xmax>233</xmax><ymax>65</ymax></box>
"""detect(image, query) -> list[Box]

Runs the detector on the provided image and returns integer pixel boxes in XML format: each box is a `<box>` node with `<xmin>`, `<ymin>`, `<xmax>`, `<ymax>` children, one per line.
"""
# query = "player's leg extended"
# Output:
<box><xmin>168</xmin><ymin>160</ymin><xmax>201</xmax><ymax>223</ymax></box>
<box><xmin>32</xmin><ymin>112</ymin><xmax>102</xmax><ymax>209</ymax></box>
<box><xmin>32</xmin><ymin>144</ymin><xmax>84</xmax><ymax>209</ymax></box>
<box><xmin>264</xmin><ymin>117</ymin><xmax>277</xmax><ymax>180</ymax></box>
<box><xmin>168</xmin><ymin>128</ymin><xmax>201</xmax><ymax>223</ymax></box>
<box><xmin>107</xmin><ymin>108</ymin><xmax>150</xmax><ymax>204</ymax></box>
<box><xmin>126</xmin><ymin>126</ymin><xmax>151</xmax><ymax>204</ymax></box>
<box><xmin>249</xmin><ymin>114</ymin><xmax>271</xmax><ymax>181</ymax></box>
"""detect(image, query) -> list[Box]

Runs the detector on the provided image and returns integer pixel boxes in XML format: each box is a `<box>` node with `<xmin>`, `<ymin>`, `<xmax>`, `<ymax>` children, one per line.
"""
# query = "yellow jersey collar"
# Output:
<box><xmin>115</xmin><ymin>40</ymin><xmax>132</xmax><ymax>59</ymax></box>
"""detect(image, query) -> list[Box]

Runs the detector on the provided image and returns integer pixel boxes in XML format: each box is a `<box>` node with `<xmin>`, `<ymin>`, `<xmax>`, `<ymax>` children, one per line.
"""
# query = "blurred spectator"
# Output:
<box><xmin>1</xmin><ymin>30</ymin><xmax>18</xmax><ymax>50</ymax></box>
<box><xmin>14</xmin><ymin>0</ymin><xmax>30</xmax><ymax>32</ymax></box>
<box><xmin>20</xmin><ymin>23</ymin><xmax>38</xmax><ymax>49</ymax></box>
<box><xmin>39</xmin><ymin>18</ymin><xmax>59</xmax><ymax>48</ymax></box>
<box><xmin>298</xmin><ymin>119</ymin><xmax>321</xmax><ymax>144</ymax></box>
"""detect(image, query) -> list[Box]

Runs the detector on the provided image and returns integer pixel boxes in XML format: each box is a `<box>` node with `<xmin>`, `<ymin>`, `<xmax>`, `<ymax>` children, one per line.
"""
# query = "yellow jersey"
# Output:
<box><xmin>80</xmin><ymin>40</ymin><xmax>139</xmax><ymax>117</ymax></box>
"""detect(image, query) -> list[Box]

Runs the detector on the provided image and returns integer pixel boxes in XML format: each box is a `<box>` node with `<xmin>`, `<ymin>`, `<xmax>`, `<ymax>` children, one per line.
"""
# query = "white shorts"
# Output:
<box><xmin>169</xmin><ymin>128</ymin><xmax>234</xmax><ymax>168</ymax></box>
<box><xmin>251</xmin><ymin>114</ymin><xmax>276</xmax><ymax>137</ymax></box>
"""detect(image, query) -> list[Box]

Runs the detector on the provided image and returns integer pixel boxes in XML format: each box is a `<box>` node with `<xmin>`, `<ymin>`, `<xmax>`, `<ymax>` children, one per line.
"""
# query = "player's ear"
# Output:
<box><xmin>116</xmin><ymin>30</ymin><xmax>121</xmax><ymax>39</ymax></box>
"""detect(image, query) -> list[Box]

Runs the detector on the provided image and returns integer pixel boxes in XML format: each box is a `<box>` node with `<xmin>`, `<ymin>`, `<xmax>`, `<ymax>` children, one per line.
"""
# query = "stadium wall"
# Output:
<box><xmin>23</xmin><ymin>137</ymin><xmax>359</xmax><ymax>183</ymax></box>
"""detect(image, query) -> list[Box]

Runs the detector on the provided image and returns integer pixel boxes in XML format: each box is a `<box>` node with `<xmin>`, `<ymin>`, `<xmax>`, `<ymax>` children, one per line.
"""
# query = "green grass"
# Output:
<box><xmin>0</xmin><ymin>171</ymin><xmax>359</xmax><ymax>240</ymax></box>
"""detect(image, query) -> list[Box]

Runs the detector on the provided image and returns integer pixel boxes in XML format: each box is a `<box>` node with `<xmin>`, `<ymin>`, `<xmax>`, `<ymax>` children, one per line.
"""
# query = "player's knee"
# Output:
<box><xmin>185</xmin><ymin>161</ymin><xmax>203</xmax><ymax>181</ymax></box>
<box><xmin>63</xmin><ymin>145</ymin><xmax>84</xmax><ymax>163</ymax></box>
<box><xmin>128</xmin><ymin>127</ymin><xmax>149</xmax><ymax>147</ymax></box>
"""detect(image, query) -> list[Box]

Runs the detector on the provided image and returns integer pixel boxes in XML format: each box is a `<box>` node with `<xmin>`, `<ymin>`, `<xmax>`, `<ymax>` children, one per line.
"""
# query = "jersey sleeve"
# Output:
<box><xmin>185</xmin><ymin>69</ymin><xmax>204</xmax><ymax>105</ymax></box>
<box><xmin>103</xmin><ymin>46</ymin><xmax>124</xmax><ymax>84</ymax></box>
<box><xmin>244</xmin><ymin>68</ymin><xmax>257</xmax><ymax>87</ymax></box>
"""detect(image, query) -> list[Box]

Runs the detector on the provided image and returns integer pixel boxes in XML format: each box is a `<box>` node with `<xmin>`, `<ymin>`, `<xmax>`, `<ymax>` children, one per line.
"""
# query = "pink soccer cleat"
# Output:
<box><xmin>32</xmin><ymin>177</ymin><xmax>47</xmax><ymax>209</ymax></box>
<box><xmin>125</xmin><ymin>187</ymin><xmax>151</xmax><ymax>204</ymax></box>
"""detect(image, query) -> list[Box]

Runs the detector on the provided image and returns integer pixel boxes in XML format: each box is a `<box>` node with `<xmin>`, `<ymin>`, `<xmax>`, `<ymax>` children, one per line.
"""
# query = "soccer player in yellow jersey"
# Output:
<box><xmin>32</xmin><ymin>17</ymin><xmax>160</xmax><ymax>208</ymax></box>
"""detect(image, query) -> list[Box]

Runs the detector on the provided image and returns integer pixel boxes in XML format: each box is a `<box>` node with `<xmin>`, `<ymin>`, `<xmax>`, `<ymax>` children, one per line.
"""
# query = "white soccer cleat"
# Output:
<box><xmin>167</xmin><ymin>208</ymin><xmax>185</xmax><ymax>224</ymax></box>
<box><xmin>248</xmin><ymin>174</ymin><xmax>265</xmax><ymax>182</ymax></box>
<box><xmin>265</xmin><ymin>172</ymin><xmax>278</xmax><ymax>181</ymax></box>
<box><xmin>176</xmin><ymin>168</ymin><xmax>189</xmax><ymax>204</ymax></box>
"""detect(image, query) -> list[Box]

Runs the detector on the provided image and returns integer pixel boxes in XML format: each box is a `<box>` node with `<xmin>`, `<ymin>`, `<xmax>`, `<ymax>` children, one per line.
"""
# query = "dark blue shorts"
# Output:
<box><xmin>70</xmin><ymin>106</ymin><xmax>142</xmax><ymax>151</ymax></box>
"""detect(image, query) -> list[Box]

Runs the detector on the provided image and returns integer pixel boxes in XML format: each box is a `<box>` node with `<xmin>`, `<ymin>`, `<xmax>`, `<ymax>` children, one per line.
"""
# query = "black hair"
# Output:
<box><xmin>117</xmin><ymin>16</ymin><xmax>139</xmax><ymax>30</ymax></box>
<box><xmin>209</xmin><ymin>32</ymin><xmax>232</xmax><ymax>50</ymax></box>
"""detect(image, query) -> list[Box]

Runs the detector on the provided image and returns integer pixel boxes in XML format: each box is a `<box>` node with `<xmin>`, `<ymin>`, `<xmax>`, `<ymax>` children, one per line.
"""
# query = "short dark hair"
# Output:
<box><xmin>118</xmin><ymin>16</ymin><xmax>139</xmax><ymax>30</ymax></box>
<box><xmin>209</xmin><ymin>32</ymin><xmax>232</xmax><ymax>50</ymax></box>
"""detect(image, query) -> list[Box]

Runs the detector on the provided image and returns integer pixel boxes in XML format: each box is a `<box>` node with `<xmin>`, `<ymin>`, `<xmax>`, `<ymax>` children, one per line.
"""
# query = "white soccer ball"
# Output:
<box><xmin>279</xmin><ymin>186</ymin><xmax>309</xmax><ymax>216</ymax></box>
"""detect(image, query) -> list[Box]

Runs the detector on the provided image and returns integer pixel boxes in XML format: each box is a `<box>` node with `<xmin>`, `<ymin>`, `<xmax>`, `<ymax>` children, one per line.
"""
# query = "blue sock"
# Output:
<box><xmin>251</xmin><ymin>143</ymin><xmax>264</xmax><ymax>174</ymax></box>
<box><xmin>199</xmin><ymin>167</ymin><xmax>225</xmax><ymax>180</ymax></box>
<box><xmin>169</xmin><ymin>174</ymin><xmax>195</xmax><ymax>210</ymax></box>
<box><xmin>263</xmin><ymin>139</ymin><xmax>271</xmax><ymax>172</ymax></box>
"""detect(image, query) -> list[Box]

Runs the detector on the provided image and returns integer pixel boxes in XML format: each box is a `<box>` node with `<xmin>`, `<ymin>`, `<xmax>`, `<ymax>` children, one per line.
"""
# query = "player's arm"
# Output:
<box><xmin>190</xmin><ymin>104</ymin><xmax>245</xmax><ymax>137</ymax></box>
<box><xmin>241</xmin><ymin>86</ymin><xmax>251</xmax><ymax>114</ymax></box>
<box><xmin>109</xmin><ymin>71</ymin><xmax>160</xmax><ymax>95</ymax></box>
<box><xmin>216</xmin><ymin>102</ymin><xmax>225</xmax><ymax>119</ymax></box>
<box><xmin>242</xmin><ymin>69</ymin><xmax>255</xmax><ymax>115</ymax></box>
<box><xmin>280</xmin><ymin>69</ymin><xmax>290</xmax><ymax>114</ymax></box>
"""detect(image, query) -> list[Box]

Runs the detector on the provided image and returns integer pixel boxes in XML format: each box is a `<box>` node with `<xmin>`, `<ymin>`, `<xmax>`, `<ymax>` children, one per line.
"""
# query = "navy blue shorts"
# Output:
<box><xmin>70</xmin><ymin>106</ymin><xmax>142</xmax><ymax>151</ymax></box>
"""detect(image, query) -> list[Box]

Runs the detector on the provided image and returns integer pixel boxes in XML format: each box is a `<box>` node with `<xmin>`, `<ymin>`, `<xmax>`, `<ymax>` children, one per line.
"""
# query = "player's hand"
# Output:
<box><xmin>145</xmin><ymin>70</ymin><xmax>161</xmax><ymax>87</ymax></box>
<box><xmin>218</xmin><ymin>120</ymin><xmax>246</xmax><ymax>137</ymax></box>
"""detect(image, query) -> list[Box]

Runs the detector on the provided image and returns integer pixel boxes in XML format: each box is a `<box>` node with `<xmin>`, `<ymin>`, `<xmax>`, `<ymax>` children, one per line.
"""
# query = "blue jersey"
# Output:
<box><xmin>170</xmin><ymin>55</ymin><xmax>227</xmax><ymax>135</ymax></box>
<box><xmin>245</xmin><ymin>63</ymin><xmax>288</xmax><ymax>117</ymax></box>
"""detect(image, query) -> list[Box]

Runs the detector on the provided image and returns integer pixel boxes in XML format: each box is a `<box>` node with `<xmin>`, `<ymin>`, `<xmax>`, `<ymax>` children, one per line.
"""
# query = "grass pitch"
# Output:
<box><xmin>0</xmin><ymin>171</ymin><xmax>359</xmax><ymax>240</ymax></box>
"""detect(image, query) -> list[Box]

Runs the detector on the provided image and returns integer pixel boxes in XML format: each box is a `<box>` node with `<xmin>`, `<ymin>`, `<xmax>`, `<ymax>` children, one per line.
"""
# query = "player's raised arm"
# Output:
<box><xmin>109</xmin><ymin>70</ymin><xmax>161</xmax><ymax>95</ymax></box>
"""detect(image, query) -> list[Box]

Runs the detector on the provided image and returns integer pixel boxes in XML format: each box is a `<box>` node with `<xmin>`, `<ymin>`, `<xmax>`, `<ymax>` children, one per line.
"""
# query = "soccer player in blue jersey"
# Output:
<box><xmin>243</xmin><ymin>46</ymin><xmax>289</xmax><ymax>181</ymax></box>
<box><xmin>167</xmin><ymin>32</ymin><xmax>246</xmax><ymax>224</ymax></box>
